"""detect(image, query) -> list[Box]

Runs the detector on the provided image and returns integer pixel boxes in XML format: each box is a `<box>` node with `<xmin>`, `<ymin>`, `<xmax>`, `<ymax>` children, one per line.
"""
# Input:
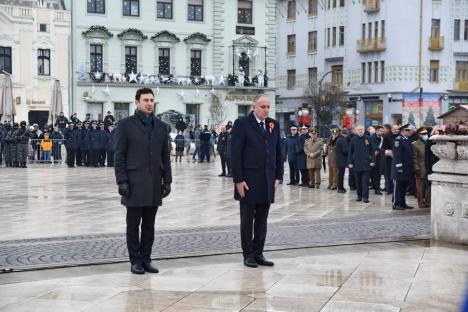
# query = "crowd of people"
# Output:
<box><xmin>285</xmin><ymin>123</ymin><xmax>448</xmax><ymax>210</ymax></box>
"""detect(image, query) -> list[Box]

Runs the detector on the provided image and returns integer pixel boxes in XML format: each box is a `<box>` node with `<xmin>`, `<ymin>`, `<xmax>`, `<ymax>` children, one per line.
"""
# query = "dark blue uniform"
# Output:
<box><xmin>231</xmin><ymin>112</ymin><xmax>284</xmax><ymax>260</ymax></box>
<box><xmin>80</xmin><ymin>127</ymin><xmax>91</xmax><ymax>166</ymax></box>
<box><xmin>199</xmin><ymin>129</ymin><xmax>211</xmax><ymax>162</ymax></box>
<box><xmin>88</xmin><ymin>128</ymin><xmax>102</xmax><ymax>167</ymax></box>
<box><xmin>64</xmin><ymin>126</ymin><xmax>80</xmax><ymax>167</ymax></box>
<box><xmin>105</xmin><ymin>131</ymin><xmax>115</xmax><ymax>167</ymax></box>
<box><xmin>295</xmin><ymin>133</ymin><xmax>310</xmax><ymax>186</ymax></box>
<box><xmin>335</xmin><ymin>134</ymin><xmax>348</xmax><ymax>191</ymax></box>
<box><xmin>391</xmin><ymin>135</ymin><xmax>414</xmax><ymax>208</ymax></box>
<box><xmin>285</xmin><ymin>134</ymin><xmax>299</xmax><ymax>184</ymax></box>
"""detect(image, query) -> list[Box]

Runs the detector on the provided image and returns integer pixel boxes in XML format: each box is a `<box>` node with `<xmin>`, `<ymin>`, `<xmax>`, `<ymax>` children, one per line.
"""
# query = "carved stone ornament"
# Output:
<box><xmin>430</xmin><ymin>135</ymin><xmax>468</xmax><ymax>160</ymax></box>
<box><xmin>444</xmin><ymin>201</ymin><xmax>456</xmax><ymax>217</ymax></box>
<box><xmin>463</xmin><ymin>202</ymin><xmax>468</xmax><ymax>218</ymax></box>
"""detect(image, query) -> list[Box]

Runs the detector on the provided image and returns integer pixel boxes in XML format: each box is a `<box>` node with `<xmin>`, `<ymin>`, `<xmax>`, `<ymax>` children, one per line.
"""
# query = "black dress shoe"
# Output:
<box><xmin>218</xmin><ymin>173</ymin><xmax>226</xmax><ymax>177</ymax></box>
<box><xmin>404</xmin><ymin>205</ymin><xmax>414</xmax><ymax>209</ymax></box>
<box><xmin>255</xmin><ymin>256</ymin><xmax>274</xmax><ymax>266</ymax></box>
<box><xmin>308</xmin><ymin>184</ymin><xmax>315</xmax><ymax>188</ymax></box>
<box><xmin>142</xmin><ymin>262</ymin><xmax>159</xmax><ymax>273</ymax></box>
<box><xmin>244</xmin><ymin>257</ymin><xmax>258</xmax><ymax>268</ymax></box>
<box><xmin>287</xmin><ymin>182</ymin><xmax>294</xmax><ymax>185</ymax></box>
<box><xmin>350</xmin><ymin>187</ymin><xmax>356</xmax><ymax>191</ymax></box>
<box><xmin>363</xmin><ymin>199</ymin><xmax>369</xmax><ymax>203</ymax></box>
<box><xmin>131</xmin><ymin>263</ymin><xmax>145</xmax><ymax>275</ymax></box>
<box><xmin>337</xmin><ymin>189</ymin><xmax>346</xmax><ymax>194</ymax></box>
<box><xmin>356</xmin><ymin>198</ymin><xmax>362</xmax><ymax>202</ymax></box>
<box><xmin>392</xmin><ymin>205</ymin><xmax>406</xmax><ymax>210</ymax></box>
<box><xmin>374</xmin><ymin>191</ymin><xmax>383</xmax><ymax>195</ymax></box>
<box><xmin>327</xmin><ymin>186</ymin><xmax>332</xmax><ymax>190</ymax></box>
<box><xmin>226</xmin><ymin>173</ymin><xmax>232</xmax><ymax>177</ymax></box>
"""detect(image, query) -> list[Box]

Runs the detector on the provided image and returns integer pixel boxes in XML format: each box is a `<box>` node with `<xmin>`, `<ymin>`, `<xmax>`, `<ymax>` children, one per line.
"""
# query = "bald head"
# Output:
<box><xmin>355</xmin><ymin>125</ymin><xmax>365</xmax><ymax>137</ymax></box>
<box><xmin>252</xmin><ymin>95</ymin><xmax>271</xmax><ymax>121</ymax></box>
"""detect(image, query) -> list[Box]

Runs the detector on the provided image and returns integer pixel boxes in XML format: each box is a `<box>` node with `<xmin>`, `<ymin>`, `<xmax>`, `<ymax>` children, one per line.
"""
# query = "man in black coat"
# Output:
<box><xmin>335</xmin><ymin>128</ymin><xmax>349</xmax><ymax>193</ymax></box>
<box><xmin>114</xmin><ymin>88</ymin><xmax>172</xmax><ymax>275</ymax></box>
<box><xmin>295</xmin><ymin>125</ymin><xmax>310</xmax><ymax>187</ymax></box>
<box><xmin>199</xmin><ymin>125</ymin><xmax>211</xmax><ymax>162</ymax></box>
<box><xmin>370</xmin><ymin>126</ymin><xmax>384</xmax><ymax>195</ymax></box>
<box><xmin>231</xmin><ymin>95</ymin><xmax>284</xmax><ymax>268</ymax></box>
<box><xmin>88</xmin><ymin>121</ymin><xmax>101</xmax><ymax>167</ymax></box>
<box><xmin>348</xmin><ymin>125</ymin><xmax>374</xmax><ymax>203</ymax></box>
<box><xmin>285</xmin><ymin>125</ymin><xmax>299</xmax><ymax>185</ymax></box>
<box><xmin>54</xmin><ymin>112</ymin><xmax>69</xmax><ymax>135</ymax></box>
<box><xmin>217</xmin><ymin>126</ymin><xmax>228</xmax><ymax>176</ymax></box>
<box><xmin>64</xmin><ymin>122</ymin><xmax>79</xmax><ymax>167</ymax></box>
<box><xmin>381</xmin><ymin>124</ymin><xmax>395</xmax><ymax>194</ymax></box>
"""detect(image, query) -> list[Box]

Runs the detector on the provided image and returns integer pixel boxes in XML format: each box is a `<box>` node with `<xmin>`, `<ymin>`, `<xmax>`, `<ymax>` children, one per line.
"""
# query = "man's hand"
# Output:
<box><xmin>348</xmin><ymin>164</ymin><xmax>353</xmax><ymax>169</ymax></box>
<box><xmin>118</xmin><ymin>183</ymin><xmax>129</xmax><ymax>197</ymax></box>
<box><xmin>161</xmin><ymin>184</ymin><xmax>171</xmax><ymax>198</ymax></box>
<box><xmin>274</xmin><ymin>179</ymin><xmax>281</xmax><ymax>189</ymax></box>
<box><xmin>370</xmin><ymin>162</ymin><xmax>375</xmax><ymax>167</ymax></box>
<box><xmin>236</xmin><ymin>182</ymin><xmax>249</xmax><ymax>198</ymax></box>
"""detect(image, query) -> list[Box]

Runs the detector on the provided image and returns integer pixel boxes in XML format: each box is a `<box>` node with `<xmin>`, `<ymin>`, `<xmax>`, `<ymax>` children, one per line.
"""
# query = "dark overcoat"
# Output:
<box><xmin>89</xmin><ymin>129</ymin><xmax>102</xmax><ymax>150</ymax></box>
<box><xmin>285</xmin><ymin>135</ymin><xmax>298</xmax><ymax>163</ymax></box>
<box><xmin>231</xmin><ymin>112</ymin><xmax>284</xmax><ymax>204</ymax></box>
<box><xmin>295</xmin><ymin>134</ymin><xmax>309</xmax><ymax>170</ymax></box>
<box><xmin>348</xmin><ymin>135</ymin><xmax>374</xmax><ymax>172</ymax></box>
<box><xmin>391</xmin><ymin>135</ymin><xmax>414</xmax><ymax>181</ymax></box>
<box><xmin>114</xmin><ymin>113</ymin><xmax>172</xmax><ymax>207</ymax></box>
<box><xmin>335</xmin><ymin>135</ymin><xmax>349</xmax><ymax>169</ymax></box>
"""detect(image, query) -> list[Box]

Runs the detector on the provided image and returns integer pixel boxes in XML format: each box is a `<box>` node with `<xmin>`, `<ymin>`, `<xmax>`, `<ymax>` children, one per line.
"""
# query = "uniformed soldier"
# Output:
<box><xmin>81</xmin><ymin>121</ymin><xmax>91</xmax><ymax>166</ymax></box>
<box><xmin>64</xmin><ymin>121</ymin><xmax>79</xmax><ymax>167</ymax></box>
<box><xmin>304</xmin><ymin>128</ymin><xmax>323</xmax><ymax>189</ymax></box>
<box><xmin>16</xmin><ymin>121</ymin><xmax>30</xmax><ymax>168</ymax></box>
<box><xmin>75</xmin><ymin>122</ymin><xmax>84</xmax><ymax>166</ymax></box>
<box><xmin>88</xmin><ymin>121</ymin><xmax>101</xmax><ymax>167</ymax></box>
<box><xmin>412</xmin><ymin>127</ymin><xmax>430</xmax><ymax>208</ymax></box>
<box><xmin>325</xmin><ymin>128</ymin><xmax>339</xmax><ymax>190</ymax></box>
<box><xmin>8</xmin><ymin>123</ymin><xmax>19</xmax><ymax>167</ymax></box>
<box><xmin>295</xmin><ymin>125</ymin><xmax>310</xmax><ymax>187</ymax></box>
<box><xmin>99</xmin><ymin>122</ymin><xmax>107</xmax><ymax>166</ymax></box>
<box><xmin>392</xmin><ymin>124</ymin><xmax>415</xmax><ymax>210</ymax></box>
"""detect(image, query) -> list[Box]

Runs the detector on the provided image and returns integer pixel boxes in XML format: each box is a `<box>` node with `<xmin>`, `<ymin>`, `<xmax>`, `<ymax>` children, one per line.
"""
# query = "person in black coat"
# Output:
<box><xmin>50</xmin><ymin>127</ymin><xmax>64</xmax><ymax>162</ymax></box>
<box><xmin>335</xmin><ymin>128</ymin><xmax>349</xmax><ymax>193</ymax></box>
<box><xmin>199</xmin><ymin>125</ymin><xmax>211</xmax><ymax>162</ymax></box>
<box><xmin>225</xmin><ymin>125</ymin><xmax>233</xmax><ymax>176</ymax></box>
<box><xmin>106</xmin><ymin>124</ymin><xmax>115</xmax><ymax>167</ymax></box>
<box><xmin>217</xmin><ymin>126</ymin><xmax>228</xmax><ymax>176</ymax></box>
<box><xmin>98</xmin><ymin>122</ymin><xmax>107</xmax><ymax>166</ymax></box>
<box><xmin>81</xmin><ymin>121</ymin><xmax>91</xmax><ymax>166</ymax></box>
<box><xmin>347</xmin><ymin>128</ymin><xmax>356</xmax><ymax>190</ymax></box>
<box><xmin>54</xmin><ymin>112</ymin><xmax>69</xmax><ymax>135</ymax></box>
<box><xmin>285</xmin><ymin>125</ymin><xmax>299</xmax><ymax>185</ymax></box>
<box><xmin>295</xmin><ymin>125</ymin><xmax>310</xmax><ymax>186</ymax></box>
<box><xmin>114</xmin><ymin>88</ymin><xmax>172</xmax><ymax>275</ymax></box>
<box><xmin>381</xmin><ymin>124</ymin><xmax>395</xmax><ymax>194</ymax></box>
<box><xmin>88</xmin><ymin>121</ymin><xmax>101</xmax><ymax>167</ymax></box>
<box><xmin>231</xmin><ymin>96</ymin><xmax>284</xmax><ymax>268</ymax></box>
<box><xmin>348</xmin><ymin>125</ymin><xmax>374</xmax><ymax>203</ymax></box>
<box><xmin>64</xmin><ymin>122</ymin><xmax>80</xmax><ymax>167</ymax></box>
<box><xmin>370</xmin><ymin>126</ymin><xmax>384</xmax><ymax>195</ymax></box>
<box><xmin>104</xmin><ymin>111</ymin><xmax>115</xmax><ymax>130</ymax></box>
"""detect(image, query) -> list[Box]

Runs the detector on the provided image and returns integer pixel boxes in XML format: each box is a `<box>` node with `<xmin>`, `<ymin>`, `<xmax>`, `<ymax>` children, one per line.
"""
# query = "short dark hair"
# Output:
<box><xmin>383</xmin><ymin>124</ymin><xmax>392</xmax><ymax>130</ymax></box>
<box><xmin>135</xmin><ymin>88</ymin><xmax>154</xmax><ymax>101</ymax></box>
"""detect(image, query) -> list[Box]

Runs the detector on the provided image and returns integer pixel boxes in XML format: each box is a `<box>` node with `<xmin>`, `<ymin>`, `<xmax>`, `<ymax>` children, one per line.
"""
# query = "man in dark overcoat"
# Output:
<box><xmin>114</xmin><ymin>88</ymin><xmax>172</xmax><ymax>275</ymax></box>
<box><xmin>285</xmin><ymin>125</ymin><xmax>299</xmax><ymax>185</ymax></box>
<box><xmin>295</xmin><ymin>125</ymin><xmax>310</xmax><ymax>187</ymax></box>
<box><xmin>231</xmin><ymin>95</ymin><xmax>284</xmax><ymax>268</ymax></box>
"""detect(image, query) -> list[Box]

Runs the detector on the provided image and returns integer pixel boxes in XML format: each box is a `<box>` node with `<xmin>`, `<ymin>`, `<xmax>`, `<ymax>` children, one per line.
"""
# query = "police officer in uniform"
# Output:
<box><xmin>392</xmin><ymin>124</ymin><xmax>415</xmax><ymax>210</ymax></box>
<box><xmin>81</xmin><ymin>121</ymin><xmax>91</xmax><ymax>166</ymax></box>
<box><xmin>295</xmin><ymin>125</ymin><xmax>310</xmax><ymax>187</ymax></box>
<box><xmin>16</xmin><ymin>121</ymin><xmax>30</xmax><ymax>168</ymax></box>
<box><xmin>64</xmin><ymin>122</ymin><xmax>79</xmax><ymax>167</ymax></box>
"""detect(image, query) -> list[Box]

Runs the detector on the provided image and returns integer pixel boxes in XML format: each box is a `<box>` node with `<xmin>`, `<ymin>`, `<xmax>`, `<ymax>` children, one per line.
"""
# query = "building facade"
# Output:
<box><xmin>276</xmin><ymin>0</ymin><xmax>468</xmax><ymax>132</ymax></box>
<box><xmin>71</xmin><ymin>0</ymin><xmax>276</xmax><ymax>129</ymax></box>
<box><xmin>0</xmin><ymin>0</ymin><xmax>70</xmax><ymax>126</ymax></box>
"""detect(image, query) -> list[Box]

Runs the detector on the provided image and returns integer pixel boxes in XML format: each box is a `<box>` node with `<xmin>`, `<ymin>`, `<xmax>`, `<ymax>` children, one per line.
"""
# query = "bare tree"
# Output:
<box><xmin>209</xmin><ymin>94</ymin><xmax>225</xmax><ymax>128</ymax></box>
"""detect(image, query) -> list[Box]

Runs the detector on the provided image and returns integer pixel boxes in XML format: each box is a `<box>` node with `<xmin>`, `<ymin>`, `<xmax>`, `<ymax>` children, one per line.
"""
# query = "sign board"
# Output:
<box><xmin>402</xmin><ymin>93</ymin><xmax>440</xmax><ymax>127</ymax></box>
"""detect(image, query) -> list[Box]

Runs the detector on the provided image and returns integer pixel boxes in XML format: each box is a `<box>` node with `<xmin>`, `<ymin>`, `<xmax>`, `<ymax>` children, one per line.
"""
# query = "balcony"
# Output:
<box><xmin>429</xmin><ymin>36</ymin><xmax>444</xmax><ymax>50</ymax></box>
<box><xmin>363</xmin><ymin>0</ymin><xmax>380</xmax><ymax>13</ymax></box>
<box><xmin>0</xmin><ymin>5</ymin><xmax>32</xmax><ymax>18</ymax></box>
<box><xmin>455</xmin><ymin>80</ymin><xmax>468</xmax><ymax>92</ymax></box>
<box><xmin>357</xmin><ymin>38</ymin><xmax>386</xmax><ymax>53</ymax></box>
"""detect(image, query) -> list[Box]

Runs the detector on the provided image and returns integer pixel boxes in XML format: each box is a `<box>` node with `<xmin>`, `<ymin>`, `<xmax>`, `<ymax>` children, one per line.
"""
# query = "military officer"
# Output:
<box><xmin>16</xmin><ymin>121</ymin><xmax>30</xmax><ymax>168</ymax></box>
<box><xmin>295</xmin><ymin>125</ymin><xmax>310</xmax><ymax>187</ymax></box>
<box><xmin>392</xmin><ymin>124</ymin><xmax>415</xmax><ymax>210</ymax></box>
<box><xmin>304</xmin><ymin>128</ymin><xmax>323</xmax><ymax>188</ymax></box>
<box><xmin>325</xmin><ymin>128</ymin><xmax>339</xmax><ymax>190</ymax></box>
<box><xmin>412</xmin><ymin>127</ymin><xmax>430</xmax><ymax>208</ymax></box>
<box><xmin>64</xmin><ymin>122</ymin><xmax>80</xmax><ymax>167</ymax></box>
<box><xmin>285</xmin><ymin>125</ymin><xmax>299</xmax><ymax>185</ymax></box>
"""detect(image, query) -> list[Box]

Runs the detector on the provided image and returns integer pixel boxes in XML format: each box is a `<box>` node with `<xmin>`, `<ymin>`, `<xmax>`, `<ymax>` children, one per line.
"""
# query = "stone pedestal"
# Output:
<box><xmin>429</xmin><ymin>135</ymin><xmax>468</xmax><ymax>245</ymax></box>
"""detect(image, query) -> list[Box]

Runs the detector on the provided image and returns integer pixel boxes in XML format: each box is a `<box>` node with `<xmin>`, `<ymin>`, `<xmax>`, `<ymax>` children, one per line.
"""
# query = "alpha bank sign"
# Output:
<box><xmin>224</xmin><ymin>95</ymin><xmax>257</xmax><ymax>103</ymax></box>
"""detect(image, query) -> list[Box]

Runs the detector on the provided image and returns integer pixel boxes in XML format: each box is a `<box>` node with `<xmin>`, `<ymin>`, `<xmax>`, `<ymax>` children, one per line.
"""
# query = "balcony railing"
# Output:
<box><xmin>363</xmin><ymin>0</ymin><xmax>380</xmax><ymax>13</ymax></box>
<box><xmin>455</xmin><ymin>80</ymin><xmax>468</xmax><ymax>92</ymax></box>
<box><xmin>429</xmin><ymin>36</ymin><xmax>444</xmax><ymax>50</ymax></box>
<box><xmin>357</xmin><ymin>38</ymin><xmax>386</xmax><ymax>53</ymax></box>
<box><xmin>0</xmin><ymin>5</ymin><xmax>32</xmax><ymax>18</ymax></box>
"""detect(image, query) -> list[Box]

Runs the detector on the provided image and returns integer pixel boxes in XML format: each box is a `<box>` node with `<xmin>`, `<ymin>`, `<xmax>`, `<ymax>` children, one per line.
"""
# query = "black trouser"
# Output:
<box><xmin>126</xmin><ymin>206</ymin><xmax>158</xmax><ymax>265</ymax></box>
<box><xmin>393</xmin><ymin>180</ymin><xmax>409</xmax><ymax>207</ymax></box>
<box><xmin>76</xmin><ymin>149</ymin><xmax>82</xmax><ymax>165</ymax></box>
<box><xmin>90</xmin><ymin>149</ymin><xmax>99</xmax><ymax>166</ymax></box>
<box><xmin>288</xmin><ymin>161</ymin><xmax>299</xmax><ymax>184</ymax></box>
<box><xmin>240</xmin><ymin>202</ymin><xmax>270</xmax><ymax>259</ymax></box>
<box><xmin>338</xmin><ymin>167</ymin><xmax>346</xmax><ymax>190</ymax></box>
<box><xmin>100</xmin><ymin>149</ymin><xmax>106</xmax><ymax>165</ymax></box>
<box><xmin>0</xmin><ymin>144</ymin><xmax>3</xmax><ymax>165</ymax></box>
<box><xmin>66</xmin><ymin>148</ymin><xmax>76</xmax><ymax>167</ymax></box>
<box><xmin>349</xmin><ymin>168</ymin><xmax>356</xmax><ymax>189</ymax></box>
<box><xmin>82</xmin><ymin>149</ymin><xmax>89</xmax><ymax>166</ymax></box>
<box><xmin>407</xmin><ymin>176</ymin><xmax>416</xmax><ymax>195</ymax></box>
<box><xmin>385</xmin><ymin>176</ymin><xmax>393</xmax><ymax>193</ymax></box>
<box><xmin>219</xmin><ymin>152</ymin><xmax>227</xmax><ymax>174</ymax></box>
<box><xmin>354</xmin><ymin>170</ymin><xmax>369</xmax><ymax>200</ymax></box>
<box><xmin>299</xmin><ymin>169</ymin><xmax>308</xmax><ymax>185</ymax></box>
<box><xmin>199</xmin><ymin>145</ymin><xmax>210</xmax><ymax>162</ymax></box>
<box><xmin>106</xmin><ymin>151</ymin><xmax>114</xmax><ymax>166</ymax></box>
<box><xmin>226</xmin><ymin>157</ymin><xmax>232</xmax><ymax>174</ymax></box>
<box><xmin>370</xmin><ymin>166</ymin><xmax>381</xmax><ymax>191</ymax></box>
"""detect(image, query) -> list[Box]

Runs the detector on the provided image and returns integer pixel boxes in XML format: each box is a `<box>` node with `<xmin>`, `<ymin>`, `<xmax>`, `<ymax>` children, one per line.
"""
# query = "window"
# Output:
<box><xmin>465</xmin><ymin>20</ymin><xmax>468</xmax><ymax>40</ymax></box>
<box><xmin>190</xmin><ymin>50</ymin><xmax>201</xmax><ymax>76</ymax></box>
<box><xmin>340</xmin><ymin>0</ymin><xmax>345</xmax><ymax>7</ymax></box>
<box><xmin>90</xmin><ymin>44</ymin><xmax>103</xmax><ymax>72</ymax></box>
<box><xmin>456</xmin><ymin>61</ymin><xmax>468</xmax><ymax>80</ymax></box>
<box><xmin>431</xmin><ymin>19</ymin><xmax>440</xmax><ymax>37</ymax></box>
<box><xmin>308</xmin><ymin>0</ymin><xmax>317</xmax><ymax>15</ymax></box>
<box><xmin>287</xmin><ymin>69</ymin><xmax>296</xmax><ymax>89</ymax></box>
<box><xmin>454</xmin><ymin>19</ymin><xmax>460</xmax><ymax>40</ymax></box>
<box><xmin>381</xmin><ymin>20</ymin><xmax>385</xmax><ymax>38</ymax></box>
<box><xmin>367</xmin><ymin>61</ymin><xmax>372</xmax><ymax>83</ymax></box>
<box><xmin>123</xmin><ymin>0</ymin><xmax>139</xmax><ymax>16</ymax></box>
<box><xmin>157</xmin><ymin>0</ymin><xmax>173</xmax><ymax>19</ymax></box>
<box><xmin>374</xmin><ymin>61</ymin><xmax>379</xmax><ymax>83</ymax></box>
<box><xmin>287</xmin><ymin>34</ymin><xmax>296</xmax><ymax>54</ymax></box>
<box><xmin>361</xmin><ymin>23</ymin><xmax>366</xmax><ymax>40</ymax></box>
<box><xmin>327</xmin><ymin>28</ymin><xmax>330</xmax><ymax>47</ymax></box>
<box><xmin>0</xmin><ymin>46</ymin><xmax>12</xmax><ymax>74</ymax></box>
<box><xmin>38</xmin><ymin>49</ymin><xmax>50</xmax><ymax>76</ymax></box>
<box><xmin>125</xmin><ymin>46</ymin><xmax>137</xmax><ymax>74</ymax></box>
<box><xmin>238</xmin><ymin>0</ymin><xmax>252</xmax><ymax>24</ymax></box>
<box><xmin>361</xmin><ymin>63</ymin><xmax>366</xmax><ymax>83</ymax></box>
<box><xmin>308</xmin><ymin>67</ymin><xmax>317</xmax><ymax>86</ymax></box>
<box><xmin>430</xmin><ymin>60</ymin><xmax>439</xmax><ymax>82</ymax></box>
<box><xmin>39</xmin><ymin>24</ymin><xmax>47</xmax><ymax>32</ymax></box>
<box><xmin>308</xmin><ymin>31</ymin><xmax>317</xmax><ymax>52</ymax></box>
<box><xmin>374</xmin><ymin>21</ymin><xmax>378</xmax><ymax>39</ymax></box>
<box><xmin>332</xmin><ymin>65</ymin><xmax>343</xmax><ymax>86</ymax></box>
<box><xmin>332</xmin><ymin>0</ymin><xmax>336</xmax><ymax>8</ymax></box>
<box><xmin>380</xmin><ymin>61</ymin><xmax>385</xmax><ymax>82</ymax></box>
<box><xmin>159</xmin><ymin>48</ymin><xmax>170</xmax><ymax>75</ymax></box>
<box><xmin>339</xmin><ymin>26</ymin><xmax>345</xmax><ymax>46</ymax></box>
<box><xmin>332</xmin><ymin>27</ymin><xmax>336</xmax><ymax>46</ymax></box>
<box><xmin>87</xmin><ymin>0</ymin><xmax>105</xmax><ymax>14</ymax></box>
<box><xmin>327</xmin><ymin>0</ymin><xmax>331</xmax><ymax>9</ymax></box>
<box><xmin>287</xmin><ymin>0</ymin><xmax>296</xmax><ymax>20</ymax></box>
<box><xmin>188</xmin><ymin>0</ymin><xmax>203</xmax><ymax>21</ymax></box>
<box><xmin>368</xmin><ymin>22</ymin><xmax>372</xmax><ymax>40</ymax></box>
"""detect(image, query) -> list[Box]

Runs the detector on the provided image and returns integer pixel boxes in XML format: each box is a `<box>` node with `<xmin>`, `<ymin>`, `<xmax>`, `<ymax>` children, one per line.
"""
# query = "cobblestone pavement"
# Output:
<box><xmin>0</xmin><ymin>160</ymin><xmax>418</xmax><ymax>240</ymax></box>
<box><xmin>0</xmin><ymin>240</ymin><xmax>467</xmax><ymax>312</ymax></box>
<box><xmin>0</xmin><ymin>212</ymin><xmax>429</xmax><ymax>271</ymax></box>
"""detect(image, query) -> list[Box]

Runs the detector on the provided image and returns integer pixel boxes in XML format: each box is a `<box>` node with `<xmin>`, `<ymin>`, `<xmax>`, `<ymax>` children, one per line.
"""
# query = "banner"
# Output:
<box><xmin>402</xmin><ymin>93</ymin><xmax>440</xmax><ymax>127</ymax></box>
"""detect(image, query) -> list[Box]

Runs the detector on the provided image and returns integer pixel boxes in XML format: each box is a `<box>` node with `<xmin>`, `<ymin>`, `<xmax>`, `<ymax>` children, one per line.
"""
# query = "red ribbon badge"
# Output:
<box><xmin>269</xmin><ymin>122</ymin><xmax>275</xmax><ymax>134</ymax></box>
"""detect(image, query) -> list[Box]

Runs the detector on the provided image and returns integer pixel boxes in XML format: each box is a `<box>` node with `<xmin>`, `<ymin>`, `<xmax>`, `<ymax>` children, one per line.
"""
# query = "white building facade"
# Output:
<box><xmin>276</xmin><ymin>0</ymin><xmax>468</xmax><ymax>132</ymax></box>
<box><xmin>71</xmin><ymin>0</ymin><xmax>276</xmax><ymax>129</ymax></box>
<box><xmin>0</xmin><ymin>0</ymin><xmax>70</xmax><ymax>125</ymax></box>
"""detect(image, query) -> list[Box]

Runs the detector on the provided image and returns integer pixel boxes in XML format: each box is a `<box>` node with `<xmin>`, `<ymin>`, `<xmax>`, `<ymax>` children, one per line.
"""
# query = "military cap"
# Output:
<box><xmin>310</xmin><ymin>128</ymin><xmax>318</xmax><ymax>134</ymax></box>
<box><xmin>330</xmin><ymin>128</ymin><xmax>339</xmax><ymax>134</ymax></box>
<box><xmin>20</xmin><ymin>121</ymin><xmax>26</xmax><ymax>126</ymax></box>
<box><xmin>290</xmin><ymin>125</ymin><xmax>298</xmax><ymax>130</ymax></box>
<box><xmin>375</xmin><ymin>125</ymin><xmax>383</xmax><ymax>130</ymax></box>
<box><xmin>399</xmin><ymin>124</ymin><xmax>416</xmax><ymax>131</ymax></box>
<box><xmin>300</xmin><ymin>125</ymin><xmax>309</xmax><ymax>130</ymax></box>
<box><xmin>417</xmin><ymin>127</ymin><xmax>428</xmax><ymax>134</ymax></box>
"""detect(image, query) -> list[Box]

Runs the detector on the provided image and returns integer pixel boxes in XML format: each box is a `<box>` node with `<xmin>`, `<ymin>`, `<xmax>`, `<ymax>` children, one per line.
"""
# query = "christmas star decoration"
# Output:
<box><xmin>128</xmin><ymin>71</ymin><xmax>138</xmax><ymax>83</ymax></box>
<box><xmin>94</xmin><ymin>71</ymin><xmax>103</xmax><ymax>80</ymax></box>
<box><xmin>138</xmin><ymin>74</ymin><xmax>147</xmax><ymax>84</ymax></box>
<box><xmin>210</xmin><ymin>87</ymin><xmax>216</xmax><ymax>95</ymax></box>
<box><xmin>177</xmin><ymin>91</ymin><xmax>186</xmax><ymax>100</ymax></box>
<box><xmin>102</xmin><ymin>85</ymin><xmax>111</xmax><ymax>96</ymax></box>
<box><xmin>218</xmin><ymin>75</ymin><xmax>225</xmax><ymax>86</ymax></box>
